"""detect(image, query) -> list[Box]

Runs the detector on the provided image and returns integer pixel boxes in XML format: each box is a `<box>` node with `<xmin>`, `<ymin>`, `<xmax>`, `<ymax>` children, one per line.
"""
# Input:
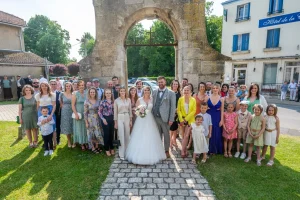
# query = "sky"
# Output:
<box><xmin>0</xmin><ymin>0</ymin><xmax>226</xmax><ymax>61</ymax></box>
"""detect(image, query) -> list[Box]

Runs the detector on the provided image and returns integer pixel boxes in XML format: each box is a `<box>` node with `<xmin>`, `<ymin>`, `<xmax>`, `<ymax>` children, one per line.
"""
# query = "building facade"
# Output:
<box><xmin>221</xmin><ymin>0</ymin><xmax>300</xmax><ymax>90</ymax></box>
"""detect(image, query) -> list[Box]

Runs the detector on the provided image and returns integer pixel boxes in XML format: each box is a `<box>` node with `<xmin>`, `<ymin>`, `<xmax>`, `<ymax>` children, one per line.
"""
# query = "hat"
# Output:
<box><xmin>92</xmin><ymin>78</ymin><xmax>99</xmax><ymax>82</ymax></box>
<box><xmin>240</xmin><ymin>100</ymin><xmax>249</xmax><ymax>105</ymax></box>
<box><xmin>17</xmin><ymin>75</ymin><xmax>21</xmax><ymax>77</ymax></box>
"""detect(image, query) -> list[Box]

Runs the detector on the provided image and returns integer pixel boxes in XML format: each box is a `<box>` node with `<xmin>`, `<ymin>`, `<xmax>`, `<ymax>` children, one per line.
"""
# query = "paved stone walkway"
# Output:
<box><xmin>0</xmin><ymin>104</ymin><xmax>18</xmax><ymax>121</ymax></box>
<box><xmin>98</xmin><ymin>143</ymin><xmax>215</xmax><ymax>200</ymax></box>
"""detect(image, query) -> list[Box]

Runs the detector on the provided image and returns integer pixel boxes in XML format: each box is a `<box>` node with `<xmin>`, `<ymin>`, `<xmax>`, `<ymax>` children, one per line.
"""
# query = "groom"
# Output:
<box><xmin>152</xmin><ymin>76</ymin><xmax>176</xmax><ymax>158</ymax></box>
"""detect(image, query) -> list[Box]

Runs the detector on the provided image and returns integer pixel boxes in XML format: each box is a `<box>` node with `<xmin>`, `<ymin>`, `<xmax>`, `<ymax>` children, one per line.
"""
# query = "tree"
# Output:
<box><xmin>50</xmin><ymin>64</ymin><xmax>68</xmax><ymax>76</ymax></box>
<box><xmin>68</xmin><ymin>62</ymin><xmax>80</xmax><ymax>76</ymax></box>
<box><xmin>24</xmin><ymin>15</ymin><xmax>71</xmax><ymax>64</ymax></box>
<box><xmin>205</xmin><ymin>1</ymin><xmax>223</xmax><ymax>52</ymax></box>
<box><xmin>78</xmin><ymin>32</ymin><xmax>95</xmax><ymax>57</ymax></box>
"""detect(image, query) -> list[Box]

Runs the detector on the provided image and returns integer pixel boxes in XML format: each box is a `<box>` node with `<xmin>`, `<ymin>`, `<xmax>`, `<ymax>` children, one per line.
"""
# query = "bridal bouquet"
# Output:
<box><xmin>135</xmin><ymin>105</ymin><xmax>148</xmax><ymax>118</ymax></box>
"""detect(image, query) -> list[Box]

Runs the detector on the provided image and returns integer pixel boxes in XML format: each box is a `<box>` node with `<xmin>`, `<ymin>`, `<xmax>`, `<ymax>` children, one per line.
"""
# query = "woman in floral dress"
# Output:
<box><xmin>84</xmin><ymin>87</ymin><xmax>104</xmax><ymax>153</ymax></box>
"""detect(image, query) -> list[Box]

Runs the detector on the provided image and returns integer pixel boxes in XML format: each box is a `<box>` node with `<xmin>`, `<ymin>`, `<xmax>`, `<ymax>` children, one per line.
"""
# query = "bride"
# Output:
<box><xmin>126</xmin><ymin>86</ymin><xmax>166</xmax><ymax>165</ymax></box>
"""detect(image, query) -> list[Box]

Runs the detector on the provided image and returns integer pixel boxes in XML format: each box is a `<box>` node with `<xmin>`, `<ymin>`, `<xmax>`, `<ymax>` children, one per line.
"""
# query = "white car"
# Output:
<box><xmin>142</xmin><ymin>81</ymin><xmax>159</xmax><ymax>92</ymax></box>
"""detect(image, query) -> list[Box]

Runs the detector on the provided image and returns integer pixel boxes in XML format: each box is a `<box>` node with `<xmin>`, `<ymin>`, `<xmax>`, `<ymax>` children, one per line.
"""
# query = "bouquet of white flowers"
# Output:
<box><xmin>135</xmin><ymin>105</ymin><xmax>148</xmax><ymax>118</ymax></box>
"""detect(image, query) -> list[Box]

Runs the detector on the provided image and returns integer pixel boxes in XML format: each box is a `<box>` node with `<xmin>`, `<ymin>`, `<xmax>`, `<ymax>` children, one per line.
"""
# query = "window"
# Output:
<box><xmin>266</xmin><ymin>28</ymin><xmax>280</xmax><ymax>48</ymax></box>
<box><xmin>232</xmin><ymin>33</ymin><xmax>250</xmax><ymax>52</ymax></box>
<box><xmin>224</xmin><ymin>9</ymin><xmax>228</xmax><ymax>22</ymax></box>
<box><xmin>236</xmin><ymin>3</ymin><xmax>250</xmax><ymax>21</ymax></box>
<box><xmin>263</xmin><ymin>63</ymin><xmax>278</xmax><ymax>84</ymax></box>
<box><xmin>268</xmin><ymin>0</ymin><xmax>283</xmax><ymax>15</ymax></box>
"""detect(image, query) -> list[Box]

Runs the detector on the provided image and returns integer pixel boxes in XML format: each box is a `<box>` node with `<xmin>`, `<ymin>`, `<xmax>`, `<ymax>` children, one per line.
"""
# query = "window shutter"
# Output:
<box><xmin>242</xmin><ymin>33</ymin><xmax>249</xmax><ymax>51</ymax></box>
<box><xmin>266</xmin><ymin>30</ymin><xmax>272</xmax><ymax>48</ymax></box>
<box><xmin>233</xmin><ymin>35</ymin><xmax>238</xmax><ymax>52</ymax></box>
<box><xmin>269</xmin><ymin>0</ymin><xmax>274</xmax><ymax>13</ymax></box>
<box><xmin>278</xmin><ymin>0</ymin><xmax>283</xmax><ymax>11</ymax></box>
<box><xmin>274</xmin><ymin>28</ymin><xmax>280</xmax><ymax>47</ymax></box>
<box><xmin>247</xmin><ymin>3</ymin><xmax>251</xmax><ymax>18</ymax></box>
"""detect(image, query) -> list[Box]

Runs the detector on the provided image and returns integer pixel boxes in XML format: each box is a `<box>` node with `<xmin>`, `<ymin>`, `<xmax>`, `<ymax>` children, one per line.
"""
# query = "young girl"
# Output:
<box><xmin>244</xmin><ymin>104</ymin><xmax>266</xmax><ymax>166</ymax></box>
<box><xmin>222</xmin><ymin>103</ymin><xmax>238</xmax><ymax>158</ymax></box>
<box><xmin>261</xmin><ymin>104</ymin><xmax>280</xmax><ymax>166</ymax></box>
<box><xmin>191</xmin><ymin>115</ymin><xmax>209</xmax><ymax>164</ymax></box>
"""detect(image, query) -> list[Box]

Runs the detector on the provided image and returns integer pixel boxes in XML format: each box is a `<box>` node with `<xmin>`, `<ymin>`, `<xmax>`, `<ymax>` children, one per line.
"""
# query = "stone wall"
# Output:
<box><xmin>79</xmin><ymin>0</ymin><xmax>231</xmax><ymax>88</ymax></box>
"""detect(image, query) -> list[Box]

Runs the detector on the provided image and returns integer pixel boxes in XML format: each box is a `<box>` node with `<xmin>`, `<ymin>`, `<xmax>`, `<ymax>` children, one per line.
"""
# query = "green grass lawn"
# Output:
<box><xmin>0</xmin><ymin>122</ymin><xmax>113</xmax><ymax>200</ymax></box>
<box><xmin>0</xmin><ymin>100</ymin><xmax>18</xmax><ymax>105</ymax></box>
<box><xmin>198</xmin><ymin>135</ymin><xmax>300</xmax><ymax>200</ymax></box>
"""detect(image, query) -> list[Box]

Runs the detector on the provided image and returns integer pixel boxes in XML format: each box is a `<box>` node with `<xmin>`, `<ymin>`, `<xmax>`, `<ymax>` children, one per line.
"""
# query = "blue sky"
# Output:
<box><xmin>0</xmin><ymin>0</ymin><xmax>226</xmax><ymax>61</ymax></box>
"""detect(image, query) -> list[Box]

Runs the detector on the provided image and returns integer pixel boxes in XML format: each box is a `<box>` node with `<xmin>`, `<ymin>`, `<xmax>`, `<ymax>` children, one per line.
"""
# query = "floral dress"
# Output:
<box><xmin>60</xmin><ymin>93</ymin><xmax>73</xmax><ymax>134</ymax></box>
<box><xmin>222</xmin><ymin>112</ymin><xmax>237</xmax><ymax>139</ymax></box>
<box><xmin>84</xmin><ymin>99</ymin><xmax>104</xmax><ymax>145</ymax></box>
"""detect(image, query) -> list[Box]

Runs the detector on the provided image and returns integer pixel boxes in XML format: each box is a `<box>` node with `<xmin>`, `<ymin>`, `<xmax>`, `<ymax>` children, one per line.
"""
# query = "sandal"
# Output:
<box><xmin>110</xmin><ymin>150</ymin><xmax>115</xmax><ymax>155</ymax></box>
<box><xmin>191</xmin><ymin>160</ymin><xmax>196</xmax><ymax>165</ymax></box>
<box><xmin>244</xmin><ymin>157</ymin><xmax>251</xmax><ymax>163</ymax></box>
<box><xmin>201</xmin><ymin>159</ymin><xmax>206</xmax><ymax>163</ymax></box>
<box><xmin>81</xmin><ymin>145</ymin><xmax>86</xmax><ymax>151</ymax></box>
<box><xmin>92</xmin><ymin>149</ymin><xmax>99</xmax><ymax>154</ymax></box>
<box><xmin>96</xmin><ymin>148</ymin><xmax>102</xmax><ymax>153</ymax></box>
<box><xmin>106</xmin><ymin>151</ymin><xmax>111</xmax><ymax>156</ymax></box>
<box><xmin>224</xmin><ymin>152</ymin><xmax>228</xmax><ymax>158</ymax></box>
<box><xmin>267</xmin><ymin>160</ymin><xmax>274</xmax><ymax>167</ymax></box>
<box><xmin>228</xmin><ymin>153</ymin><xmax>233</xmax><ymax>158</ymax></box>
<box><xmin>72</xmin><ymin>144</ymin><xmax>76</xmax><ymax>148</ymax></box>
<box><xmin>29</xmin><ymin>143</ymin><xmax>34</xmax><ymax>148</ymax></box>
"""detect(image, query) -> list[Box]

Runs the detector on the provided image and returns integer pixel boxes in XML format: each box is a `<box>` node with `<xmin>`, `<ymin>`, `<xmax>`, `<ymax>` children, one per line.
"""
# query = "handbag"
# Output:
<box><xmin>72</xmin><ymin>112</ymin><xmax>82</xmax><ymax>119</ymax></box>
<box><xmin>112</xmin><ymin>128</ymin><xmax>121</xmax><ymax>147</ymax></box>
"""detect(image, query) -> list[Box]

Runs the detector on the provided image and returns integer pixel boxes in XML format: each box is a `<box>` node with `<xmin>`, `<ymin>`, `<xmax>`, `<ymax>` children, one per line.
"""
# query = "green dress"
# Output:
<box><xmin>19</xmin><ymin>96</ymin><xmax>38</xmax><ymax>130</ymax></box>
<box><xmin>246</xmin><ymin>115</ymin><xmax>264</xmax><ymax>146</ymax></box>
<box><xmin>246</xmin><ymin>98</ymin><xmax>260</xmax><ymax>114</ymax></box>
<box><xmin>73</xmin><ymin>91</ymin><xmax>88</xmax><ymax>144</ymax></box>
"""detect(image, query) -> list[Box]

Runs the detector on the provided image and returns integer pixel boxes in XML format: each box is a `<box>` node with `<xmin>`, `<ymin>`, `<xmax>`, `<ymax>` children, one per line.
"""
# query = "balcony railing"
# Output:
<box><xmin>235</xmin><ymin>16</ymin><xmax>250</xmax><ymax>22</ymax></box>
<box><xmin>268</xmin><ymin>9</ymin><xmax>284</xmax><ymax>15</ymax></box>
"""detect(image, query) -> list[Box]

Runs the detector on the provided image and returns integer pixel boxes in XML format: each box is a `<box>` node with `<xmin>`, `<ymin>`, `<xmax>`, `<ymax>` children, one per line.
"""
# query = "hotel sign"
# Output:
<box><xmin>259</xmin><ymin>12</ymin><xmax>300</xmax><ymax>28</ymax></box>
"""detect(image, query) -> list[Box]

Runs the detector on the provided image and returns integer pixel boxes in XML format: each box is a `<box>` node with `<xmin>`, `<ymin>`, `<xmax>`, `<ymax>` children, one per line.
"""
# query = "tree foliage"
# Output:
<box><xmin>50</xmin><ymin>64</ymin><xmax>68</xmax><ymax>76</ymax></box>
<box><xmin>78</xmin><ymin>32</ymin><xmax>95</xmax><ymax>57</ymax></box>
<box><xmin>24</xmin><ymin>15</ymin><xmax>71</xmax><ymax>64</ymax></box>
<box><xmin>67</xmin><ymin>62</ymin><xmax>80</xmax><ymax>76</ymax></box>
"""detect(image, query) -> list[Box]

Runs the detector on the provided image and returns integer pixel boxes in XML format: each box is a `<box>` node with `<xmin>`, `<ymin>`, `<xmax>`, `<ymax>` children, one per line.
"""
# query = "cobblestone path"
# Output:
<box><xmin>98</xmin><ymin>143</ymin><xmax>215</xmax><ymax>200</ymax></box>
<box><xmin>0</xmin><ymin>104</ymin><xmax>18</xmax><ymax>121</ymax></box>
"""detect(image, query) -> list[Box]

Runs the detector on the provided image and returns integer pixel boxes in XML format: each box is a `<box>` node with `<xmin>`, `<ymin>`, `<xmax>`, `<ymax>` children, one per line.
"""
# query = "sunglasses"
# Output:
<box><xmin>33</xmin><ymin>82</ymin><xmax>39</xmax><ymax>84</ymax></box>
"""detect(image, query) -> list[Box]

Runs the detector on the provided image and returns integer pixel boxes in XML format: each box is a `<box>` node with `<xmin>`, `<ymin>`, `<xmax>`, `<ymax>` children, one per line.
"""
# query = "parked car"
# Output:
<box><xmin>142</xmin><ymin>81</ymin><xmax>159</xmax><ymax>93</ymax></box>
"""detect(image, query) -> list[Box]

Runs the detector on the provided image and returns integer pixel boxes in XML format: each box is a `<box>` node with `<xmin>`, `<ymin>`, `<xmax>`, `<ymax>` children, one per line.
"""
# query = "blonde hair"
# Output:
<box><xmin>64</xmin><ymin>82</ymin><xmax>73</xmax><ymax>93</ymax></box>
<box><xmin>87</xmin><ymin>87</ymin><xmax>98</xmax><ymax>100</ymax></box>
<box><xmin>39</xmin><ymin>82</ymin><xmax>52</xmax><ymax>97</ymax></box>
<box><xmin>103</xmin><ymin>88</ymin><xmax>114</xmax><ymax>102</ymax></box>
<box><xmin>22</xmin><ymin>85</ymin><xmax>34</xmax><ymax>95</ymax></box>
<box><xmin>118</xmin><ymin>86</ymin><xmax>128</xmax><ymax>99</ymax></box>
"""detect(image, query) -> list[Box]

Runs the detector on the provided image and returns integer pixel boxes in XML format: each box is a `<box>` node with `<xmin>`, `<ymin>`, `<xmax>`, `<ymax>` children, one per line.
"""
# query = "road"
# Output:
<box><xmin>276</xmin><ymin>103</ymin><xmax>300</xmax><ymax>136</ymax></box>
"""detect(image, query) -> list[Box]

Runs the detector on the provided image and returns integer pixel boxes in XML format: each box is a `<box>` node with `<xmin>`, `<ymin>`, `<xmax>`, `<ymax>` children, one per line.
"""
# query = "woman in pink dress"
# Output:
<box><xmin>222</xmin><ymin>103</ymin><xmax>238</xmax><ymax>158</ymax></box>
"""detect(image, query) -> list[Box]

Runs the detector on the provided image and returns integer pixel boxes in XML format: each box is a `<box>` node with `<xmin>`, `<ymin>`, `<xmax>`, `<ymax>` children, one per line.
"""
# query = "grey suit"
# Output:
<box><xmin>152</xmin><ymin>88</ymin><xmax>176</xmax><ymax>151</ymax></box>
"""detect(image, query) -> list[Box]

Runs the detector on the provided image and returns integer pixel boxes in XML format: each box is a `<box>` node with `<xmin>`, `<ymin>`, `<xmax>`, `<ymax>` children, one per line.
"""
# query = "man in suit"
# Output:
<box><xmin>152</xmin><ymin>76</ymin><xmax>176</xmax><ymax>158</ymax></box>
<box><xmin>93</xmin><ymin>78</ymin><xmax>104</xmax><ymax>100</ymax></box>
<box><xmin>136</xmin><ymin>80</ymin><xmax>144</xmax><ymax>98</ymax></box>
<box><xmin>16</xmin><ymin>75</ymin><xmax>25</xmax><ymax>99</ymax></box>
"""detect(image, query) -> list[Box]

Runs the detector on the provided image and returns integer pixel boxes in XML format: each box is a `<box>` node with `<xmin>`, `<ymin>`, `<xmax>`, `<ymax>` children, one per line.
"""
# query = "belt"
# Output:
<box><xmin>251</xmin><ymin>129</ymin><xmax>260</xmax><ymax>132</ymax></box>
<box><xmin>265</xmin><ymin>129</ymin><xmax>276</xmax><ymax>132</ymax></box>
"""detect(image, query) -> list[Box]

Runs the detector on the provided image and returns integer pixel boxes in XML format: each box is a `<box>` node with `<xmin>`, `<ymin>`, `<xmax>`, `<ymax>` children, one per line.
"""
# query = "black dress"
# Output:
<box><xmin>170</xmin><ymin>91</ymin><xmax>181</xmax><ymax>131</ymax></box>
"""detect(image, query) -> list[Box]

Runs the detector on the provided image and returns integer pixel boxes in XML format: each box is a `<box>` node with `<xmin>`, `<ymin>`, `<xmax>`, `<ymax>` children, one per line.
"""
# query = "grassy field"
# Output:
<box><xmin>198</xmin><ymin>135</ymin><xmax>300</xmax><ymax>200</ymax></box>
<box><xmin>0</xmin><ymin>100</ymin><xmax>18</xmax><ymax>105</ymax></box>
<box><xmin>0</xmin><ymin>122</ymin><xmax>113</xmax><ymax>200</ymax></box>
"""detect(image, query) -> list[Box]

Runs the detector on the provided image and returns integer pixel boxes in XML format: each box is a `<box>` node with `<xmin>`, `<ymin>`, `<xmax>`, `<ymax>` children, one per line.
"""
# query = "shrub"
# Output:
<box><xmin>50</xmin><ymin>64</ymin><xmax>68</xmax><ymax>76</ymax></box>
<box><xmin>68</xmin><ymin>62</ymin><xmax>80</xmax><ymax>76</ymax></box>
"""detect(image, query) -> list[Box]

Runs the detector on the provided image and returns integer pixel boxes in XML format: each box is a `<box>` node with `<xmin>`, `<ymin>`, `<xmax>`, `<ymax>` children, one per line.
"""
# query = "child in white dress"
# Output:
<box><xmin>261</xmin><ymin>104</ymin><xmax>280</xmax><ymax>166</ymax></box>
<box><xmin>191</xmin><ymin>115</ymin><xmax>209</xmax><ymax>164</ymax></box>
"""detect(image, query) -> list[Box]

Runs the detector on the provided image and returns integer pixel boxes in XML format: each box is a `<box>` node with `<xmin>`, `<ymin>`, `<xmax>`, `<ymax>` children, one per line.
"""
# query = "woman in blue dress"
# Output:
<box><xmin>205</xmin><ymin>84</ymin><xmax>224</xmax><ymax>154</ymax></box>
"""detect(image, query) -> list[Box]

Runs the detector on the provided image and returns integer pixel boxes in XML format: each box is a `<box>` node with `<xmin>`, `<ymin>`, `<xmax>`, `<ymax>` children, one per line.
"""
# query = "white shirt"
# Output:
<box><xmin>17</xmin><ymin>79</ymin><xmax>21</xmax><ymax>87</ymax></box>
<box><xmin>198</xmin><ymin>113</ymin><xmax>212</xmax><ymax>136</ymax></box>
<box><xmin>137</xmin><ymin>88</ymin><xmax>143</xmax><ymax>98</ymax></box>
<box><xmin>158</xmin><ymin>88</ymin><xmax>166</xmax><ymax>98</ymax></box>
<box><xmin>206</xmin><ymin>90</ymin><xmax>211</xmax><ymax>97</ymax></box>
<box><xmin>289</xmin><ymin>82</ymin><xmax>297</xmax><ymax>89</ymax></box>
<box><xmin>96</xmin><ymin>88</ymin><xmax>104</xmax><ymax>100</ymax></box>
<box><xmin>35</xmin><ymin>93</ymin><xmax>56</xmax><ymax>106</ymax></box>
<box><xmin>37</xmin><ymin>115</ymin><xmax>55</xmax><ymax>136</ymax></box>
<box><xmin>39</xmin><ymin>77</ymin><xmax>48</xmax><ymax>83</ymax></box>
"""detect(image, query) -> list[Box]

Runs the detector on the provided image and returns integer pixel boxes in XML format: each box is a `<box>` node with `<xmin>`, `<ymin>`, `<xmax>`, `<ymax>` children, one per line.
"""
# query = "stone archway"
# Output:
<box><xmin>79</xmin><ymin>0</ymin><xmax>230</xmax><ymax>87</ymax></box>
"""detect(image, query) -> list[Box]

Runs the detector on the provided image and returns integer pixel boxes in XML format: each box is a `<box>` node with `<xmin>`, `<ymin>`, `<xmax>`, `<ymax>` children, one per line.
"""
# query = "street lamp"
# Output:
<box><xmin>76</xmin><ymin>38</ymin><xmax>87</xmax><ymax>57</ymax></box>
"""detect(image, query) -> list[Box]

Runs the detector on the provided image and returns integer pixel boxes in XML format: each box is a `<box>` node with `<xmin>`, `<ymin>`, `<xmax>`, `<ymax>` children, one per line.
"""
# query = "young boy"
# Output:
<box><xmin>37</xmin><ymin>106</ymin><xmax>55</xmax><ymax>156</ymax></box>
<box><xmin>235</xmin><ymin>101</ymin><xmax>252</xmax><ymax>159</ymax></box>
<box><xmin>197</xmin><ymin>102</ymin><xmax>212</xmax><ymax>149</ymax></box>
<box><xmin>236</xmin><ymin>85</ymin><xmax>248</xmax><ymax>101</ymax></box>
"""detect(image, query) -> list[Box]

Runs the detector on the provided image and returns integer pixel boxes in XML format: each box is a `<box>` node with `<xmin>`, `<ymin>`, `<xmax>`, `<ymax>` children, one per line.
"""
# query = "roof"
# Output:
<box><xmin>0</xmin><ymin>10</ymin><xmax>26</xmax><ymax>27</ymax></box>
<box><xmin>221</xmin><ymin>0</ymin><xmax>243</xmax><ymax>6</ymax></box>
<box><xmin>0</xmin><ymin>52</ymin><xmax>53</xmax><ymax>66</ymax></box>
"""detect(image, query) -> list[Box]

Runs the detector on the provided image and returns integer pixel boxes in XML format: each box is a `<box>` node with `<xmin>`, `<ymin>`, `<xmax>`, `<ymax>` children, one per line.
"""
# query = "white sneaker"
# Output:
<box><xmin>240</xmin><ymin>153</ymin><xmax>246</xmax><ymax>159</ymax></box>
<box><xmin>44</xmin><ymin>151</ymin><xmax>49</xmax><ymax>156</ymax></box>
<box><xmin>49</xmin><ymin>150</ymin><xmax>53</xmax><ymax>155</ymax></box>
<box><xmin>234</xmin><ymin>152</ymin><xmax>240</xmax><ymax>158</ymax></box>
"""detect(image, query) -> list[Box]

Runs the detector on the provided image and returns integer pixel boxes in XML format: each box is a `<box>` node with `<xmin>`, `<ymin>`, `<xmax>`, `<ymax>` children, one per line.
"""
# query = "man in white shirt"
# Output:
<box><xmin>205</xmin><ymin>81</ymin><xmax>212</xmax><ymax>96</ymax></box>
<box><xmin>39</xmin><ymin>75</ymin><xmax>48</xmax><ymax>83</ymax></box>
<box><xmin>288</xmin><ymin>80</ymin><xmax>297</xmax><ymax>101</ymax></box>
<box><xmin>136</xmin><ymin>80</ymin><xmax>144</xmax><ymax>98</ymax></box>
<box><xmin>93</xmin><ymin>78</ymin><xmax>104</xmax><ymax>100</ymax></box>
<box><xmin>32</xmin><ymin>79</ymin><xmax>40</xmax><ymax>96</ymax></box>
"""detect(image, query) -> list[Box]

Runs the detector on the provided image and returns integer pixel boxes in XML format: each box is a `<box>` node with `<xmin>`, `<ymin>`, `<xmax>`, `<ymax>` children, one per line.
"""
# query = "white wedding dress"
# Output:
<box><xmin>126</xmin><ymin>97</ymin><xmax>166</xmax><ymax>165</ymax></box>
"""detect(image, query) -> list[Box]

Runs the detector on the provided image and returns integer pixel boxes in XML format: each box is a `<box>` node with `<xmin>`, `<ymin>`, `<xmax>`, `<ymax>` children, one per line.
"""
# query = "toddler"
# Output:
<box><xmin>191</xmin><ymin>115</ymin><xmax>209</xmax><ymax>164</ymax></box>
<box><xmin>222</xmin><ymin>103</ymin><xmax>238</xmax><ymax>158</ymax></box>
<box><xmin>37</xmin><ymin>106</ymin><xmax>55</xmax><ymax>156</ymax></box>
<box><xmin>236</xmin><ymin>85</ymin><xmax>248</xmax><ymax>101</ymax></box>
<box><xmin>244</xmin><ymin>104</ymin><xmax>266</xmax><ymax>166</ymax></box>
<box><xmin>261</xmin><ymin>104</ymin><xmax>280</xmax><ymax>166</ymax></box>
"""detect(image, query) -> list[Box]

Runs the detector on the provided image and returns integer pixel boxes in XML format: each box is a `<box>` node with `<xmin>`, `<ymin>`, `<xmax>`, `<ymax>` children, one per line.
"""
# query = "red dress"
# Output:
<box><xmin>222</xmin><ymin>112</ymin><xmax>237</xmax><ymax>139</ymax></box>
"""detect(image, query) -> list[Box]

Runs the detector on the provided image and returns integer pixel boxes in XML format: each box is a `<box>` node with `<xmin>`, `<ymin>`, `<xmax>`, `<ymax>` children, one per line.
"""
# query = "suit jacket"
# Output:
<box><xmin>177</xmin><ymin>96</ymin><xmax>196</xmax><ymax>125</ymax></box>
<box><xmin>55</xmin><ymin>91</ymin><xmax>61</xmax><ymax>114</ymax></box>
<box><xmin>152</xmin><ymin>88</ymin><xmax>176</xmax><ymax>123</ymax></box>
